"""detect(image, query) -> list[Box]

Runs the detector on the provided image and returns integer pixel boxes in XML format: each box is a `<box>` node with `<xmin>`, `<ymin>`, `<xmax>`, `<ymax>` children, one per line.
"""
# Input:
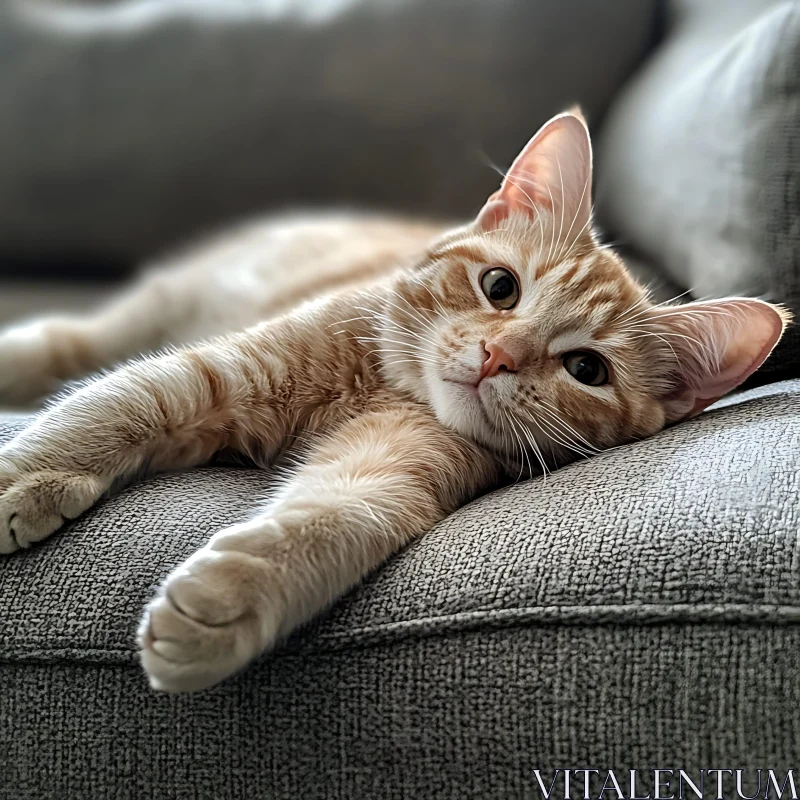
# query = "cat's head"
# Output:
<box><xmin>381</xmin><ymin>110</ymin><xmax>789</xmax><ymax>471</ymax></box>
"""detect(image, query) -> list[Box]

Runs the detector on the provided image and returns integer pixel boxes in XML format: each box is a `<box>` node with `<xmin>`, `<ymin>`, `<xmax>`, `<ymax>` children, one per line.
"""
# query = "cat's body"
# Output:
<box><xmin>0</xmin><ymin>213</ymin><xmax>445</xmax><ymax>404</ymax></box>
<box><xmin>0</xmin><ymin>112</ymin><xmax>788</xmax><ymax>692</ymax></box>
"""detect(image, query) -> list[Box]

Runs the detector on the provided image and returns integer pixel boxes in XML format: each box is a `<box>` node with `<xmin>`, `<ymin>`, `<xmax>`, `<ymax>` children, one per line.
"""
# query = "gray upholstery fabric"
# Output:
<box><xmin>0</xmin><ymin>0</ymin><xmax>657</xmax><ymax>266</ymax></box>
<box><xmin>1</xmin><ymin>380</ymin><xmax>799</xmax><ymax>797</ymax></box>
<box><xmin>597</xmin><ymin>0</ymin><xmax>800</xmax><ymax>381</ymax></box>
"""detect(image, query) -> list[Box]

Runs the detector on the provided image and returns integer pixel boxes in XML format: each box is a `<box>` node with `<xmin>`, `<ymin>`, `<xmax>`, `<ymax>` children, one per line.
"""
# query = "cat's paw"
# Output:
<box><xmin>138</xmin><ymin>549</ymin><xmax>281</xmax><ymax>693</ymax></box>
<box><xmin>0</xmin><ymin>321</ymin><xmax>62</xmax><ymax>404</ymax></box>
<box><xmin>0</xmin><ymin>469</ymin><xmax>107</xmax><ymax>553</ymax></box>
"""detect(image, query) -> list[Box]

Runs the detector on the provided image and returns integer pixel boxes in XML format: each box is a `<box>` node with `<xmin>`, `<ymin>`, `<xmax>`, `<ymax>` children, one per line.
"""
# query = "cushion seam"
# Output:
<box><xmin>3</xmin><ymin>600</ymin><xmax>800</xmax><ymax>664</ymax></box>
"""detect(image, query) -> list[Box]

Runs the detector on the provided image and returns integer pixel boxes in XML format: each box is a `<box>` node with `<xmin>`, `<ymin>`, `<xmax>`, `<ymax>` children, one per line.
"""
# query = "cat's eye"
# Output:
<box><xmin>480</xmin><ymin>267</ymin><xmax>519</xmax><ymax>310</ymax></box>
<box><xmin>562</xmin><ymin>351</ymin><xmax>610</xmax><ymax>386</ymax></box>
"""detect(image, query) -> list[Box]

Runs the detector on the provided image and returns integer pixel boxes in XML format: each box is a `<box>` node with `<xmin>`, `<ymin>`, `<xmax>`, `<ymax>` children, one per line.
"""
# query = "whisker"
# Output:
<box><xmin>557</xmin><ymin>202</ymin><xmax>595</xmax><ymax>266</ymax></box>
<box><xmin>366</xmin><ymin>348</ymin><xmax>440</xmax><ymax>366</ymax></box>
<box><xmin>376</xmin><ymin>294</ymin><xmax>440</xmax><ymax>337</ymax></box>
<box><xmin>530</xmin><ymin>415</ymin><xmax>584</xmax><ymax>460</ymax></box>
<box><xmin>356</xmin><ymin>335</ymin><xmax>431</xmax><ymax>354</ymax></box>
<box><xmin>625</xmin><ymin>307</ymin><xmax>738</xmax><ymax>327</ymax></box>
<box><xmin>545</xmin><ymin>183</ymin><xmax>557</xmax><ymax>268</ymax></box>
<box><xmin>613</xmin><ymin>290</ymin><xmax>695</xmax><ymax>325</ymax></box>
<box><xmin>504</xmin><ymin>175</ymin><xmax>540</xmax><ymax>222</ymax></box>
<box><xmin>558</xmin><ymin>172</ymin><xmax>590</xmax><ymax>263</ymax></box>
<box><xmin>536</xmin><ymin>400</ymin><xmax>600</xmax><ymax>452</ymax></box>
<box><xmin>531</xmin><ymin>414</ymin><xmax>594</xmax><ymax>459</ymax></box>
<box><xmin>506</xmin><ymin>407</ymin><xmax>547</xmax><ymax>480</ymax></box>
<box><xmin>516</xmin><ymin>416</ymin><xmax>550</xmax><ymax>480</ymax></box>
<box><xmin>623</xmin><ymin>331</ymin><xmax>680</xmax><ymax>364</ymax></box>
<box><xmin>386</xmin><ymin>289</ymin><xmax>444</xmax><ymax>332</ymax></box>
<box><xmin>378</xmin><ymin>358</ymin><xmax>431</xmax><ymax>370</ymax></box>
<box><xmin>556</xmin><ymin>154</ymin><xmax>565</xmax><ymax>262</ymax></box>
<box><xmin>622</xmin><ymin>330</ymin><xmax>717</xmax><ymax>364</ymax></box>
<box><xmin>537</xmin><ymin>405</ymin><xmax>600</xmax><ymax>453</ymax></box>
<box><xmin>502</xmin><ymin>408</ymin><xmax>528</xmax><ymax>483</ymax></box>
<box><xmin>325</xmin><ymin>315</ymin><xmax>374</xmax><ymax>329</ymax></box>
<box><xmin>408</xmin><ymin>275</ymin><xmax>450</xmax><ymax>321</ymax></box>
<box><xmin>510</xmin><ymin>415</ymin><xmax>534</xmax><ymax>481</ymax></box>
<box><xmin>338</xmin><ymin>306</ymin><xmax>421</xmax><ymax>341</ymax></box>
<box><xmin>536</xmin><ymin>414</ymin><xmax>596</xmax><ymax>459</ymax></box>
<box><xmin>354</xmin><ymin>308</ymin><xmax>430</xmax><ymax>343</ymax></box>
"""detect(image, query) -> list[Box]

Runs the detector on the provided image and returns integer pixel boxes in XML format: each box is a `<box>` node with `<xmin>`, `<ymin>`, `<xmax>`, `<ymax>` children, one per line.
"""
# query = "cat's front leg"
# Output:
<box><xmin>139</xmin><ymin>407</ymin><xmax>498</xmax><ymax>692</ymax></box>
<box><xmin>0</xmin><ymin>331</ymin><xmax>290</xmax><ymax>553</ymax></box>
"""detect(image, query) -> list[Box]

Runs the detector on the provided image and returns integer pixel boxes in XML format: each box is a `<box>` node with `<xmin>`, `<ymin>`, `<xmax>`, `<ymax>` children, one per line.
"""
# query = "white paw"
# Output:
<box><xmin>0</xmin><ymin>469</ymin><xmax>106</xmax><ymax>553</ymax></box>
<box><xmin>138</xmin><ymin>549</ymin><xmax>282</xmax><ymax>693</ymax></box>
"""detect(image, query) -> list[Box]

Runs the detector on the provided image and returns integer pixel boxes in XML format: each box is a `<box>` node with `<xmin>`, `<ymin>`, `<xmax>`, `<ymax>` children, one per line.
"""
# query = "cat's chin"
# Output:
<box><xmin>426</xmin><ymin>375</ymin><xmax>502</xmax><ymax>450</ymax></box>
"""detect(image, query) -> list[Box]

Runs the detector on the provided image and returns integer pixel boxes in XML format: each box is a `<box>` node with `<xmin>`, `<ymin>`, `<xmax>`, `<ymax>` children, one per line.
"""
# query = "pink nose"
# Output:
<box><xmin>479</xmin><ymin>342</ymin><xmax>516</xmax><ymax>381</ymax></box>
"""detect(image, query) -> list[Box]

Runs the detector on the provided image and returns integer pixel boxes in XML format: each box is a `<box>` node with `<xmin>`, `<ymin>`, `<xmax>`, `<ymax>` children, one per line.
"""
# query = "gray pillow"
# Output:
<box><xmin>598</xmin><ymin>1</ymin><xmax>800</xmax><ymax>381</ymax></box>
<box><xmin>0</xmin><ymin>0</ymin><xmax>656</xmax><ymax>267</ymax></box>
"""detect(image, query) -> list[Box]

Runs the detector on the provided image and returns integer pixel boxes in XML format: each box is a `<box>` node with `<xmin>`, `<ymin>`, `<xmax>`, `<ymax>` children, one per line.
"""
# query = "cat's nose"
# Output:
<box><xmin>480</xmin><ymin>342</ymin><xmax>516</xmax><ymax>381</ymax></box>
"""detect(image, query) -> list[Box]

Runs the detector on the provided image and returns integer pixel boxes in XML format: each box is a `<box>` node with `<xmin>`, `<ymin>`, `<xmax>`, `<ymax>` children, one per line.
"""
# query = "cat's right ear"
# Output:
<box><xmin>476</xmin><ymin>110</ymin><xmax>593</xmax><ymax>235</ymax></box>
<box><xmin>646</xmin><ymin>298</ymin><xmax>790</xmax><ymax>422</ymax></box>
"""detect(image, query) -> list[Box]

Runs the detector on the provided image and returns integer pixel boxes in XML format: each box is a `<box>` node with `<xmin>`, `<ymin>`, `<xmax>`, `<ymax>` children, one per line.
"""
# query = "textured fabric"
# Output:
<box><xmin>1</xmin><ymin>380</ymin><xmax>799</xmax><ymax>797</ymax></box>
<box><xmin>0</xmin><ymin>0</ymin><xmax>657</xmax><ymax>268</ymax></box>
<box><xmin>2</xmin><ymin>628</ymin><xmax>798</xmax><ymax>800</ymax></box>
<box><xmin>597</xmin><ymin>0</ymin><xmax>800</xmax><ymax>381</ymax></box>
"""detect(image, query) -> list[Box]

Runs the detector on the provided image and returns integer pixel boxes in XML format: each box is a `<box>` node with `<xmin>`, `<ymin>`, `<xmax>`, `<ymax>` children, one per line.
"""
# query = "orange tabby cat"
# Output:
<box><xmin>0</xmin><ymin>111</ymin><xmax>788</xmax><ymax>692</ymax></box>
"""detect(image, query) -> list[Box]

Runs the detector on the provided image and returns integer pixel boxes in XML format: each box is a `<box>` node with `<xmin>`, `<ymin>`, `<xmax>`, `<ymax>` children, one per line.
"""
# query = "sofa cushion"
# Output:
<box><xmin>1</xmin><ymin>379</ymin><xmax>799</xmax><ymax>666</ymax></box>
<box><xmin>597</xmin><ymin>0</ymin><xmax>800</xmax><ymax>382</ymax></box>
<box><xmin>0</xmin><ymin>0</ymin><xmax>657</xmax><ymax>269</ymax></box>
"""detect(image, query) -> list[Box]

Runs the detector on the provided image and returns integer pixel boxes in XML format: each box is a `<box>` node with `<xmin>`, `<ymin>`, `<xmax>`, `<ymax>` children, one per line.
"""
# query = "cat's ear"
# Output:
<box><xmin>647</xmin><ymin>298</ymin><xmax>790</xmax><ymax>423</ymax></box>
<box><xmin>477</xmin><ymin>109</ymin><xmax>593</xmax><ymax>234</ymax></box>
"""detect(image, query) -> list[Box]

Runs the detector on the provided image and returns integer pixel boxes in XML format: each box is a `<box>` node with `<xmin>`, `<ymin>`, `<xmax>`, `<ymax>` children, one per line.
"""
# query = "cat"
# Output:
<box><xmin>0</xmin><ymin>110</ymin><xmax>788</xmax><ymax>692</ymax></box>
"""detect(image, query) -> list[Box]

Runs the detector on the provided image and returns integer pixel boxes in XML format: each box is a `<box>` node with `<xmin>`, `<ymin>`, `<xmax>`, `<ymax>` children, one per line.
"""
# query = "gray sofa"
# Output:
<box><xmin>3</xmin><ymin>382</ymin><xmax>799</xmax><ymax>797</ymax></box>
<box><xmin>1</xmin><ymin>1</ymin><xmax>799</xmax><ymax>797</ymax></box>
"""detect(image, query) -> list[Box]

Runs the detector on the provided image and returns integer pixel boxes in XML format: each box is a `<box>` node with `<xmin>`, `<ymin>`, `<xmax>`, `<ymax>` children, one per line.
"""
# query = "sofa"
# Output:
<box><xmin>1</xmin><ymin>1</ymin><xmax>799</xmax><ymax>798</ymax></box>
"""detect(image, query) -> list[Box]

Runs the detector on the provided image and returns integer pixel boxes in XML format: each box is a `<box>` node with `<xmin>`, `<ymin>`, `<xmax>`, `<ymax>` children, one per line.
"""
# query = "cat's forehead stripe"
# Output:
<box><xmin>547</xmin><ymin>330</ymin><xmax>596</xmax><ymax>355</ymax></box>
<box><xmin>429</xmin><ymin>232</ymin><xmax>641</xmax><ymax>339</ymax></box>
<box><xmin>436</xmin><ymin>242</ymin><xmax>487</xmax><ymax>264</ymax></box>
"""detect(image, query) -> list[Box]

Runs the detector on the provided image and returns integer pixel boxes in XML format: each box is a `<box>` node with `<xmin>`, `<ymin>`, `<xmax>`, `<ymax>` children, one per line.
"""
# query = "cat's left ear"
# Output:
<box><xmin>647</xmin><ymin>298</ymin><xmax>790</xmax><ymax>423</ymax></box>
<box><xmin>477</xmin><ymin>108</ymin><xmax>593</xmax><ymax>234</ymax></box>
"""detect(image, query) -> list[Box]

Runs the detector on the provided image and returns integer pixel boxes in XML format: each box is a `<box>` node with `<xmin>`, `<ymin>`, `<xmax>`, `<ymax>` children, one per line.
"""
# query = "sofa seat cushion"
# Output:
<box><xmin>1</xmin><ymin>379</ymin><xmax>799</xmax><ymax>667</ymax></box>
